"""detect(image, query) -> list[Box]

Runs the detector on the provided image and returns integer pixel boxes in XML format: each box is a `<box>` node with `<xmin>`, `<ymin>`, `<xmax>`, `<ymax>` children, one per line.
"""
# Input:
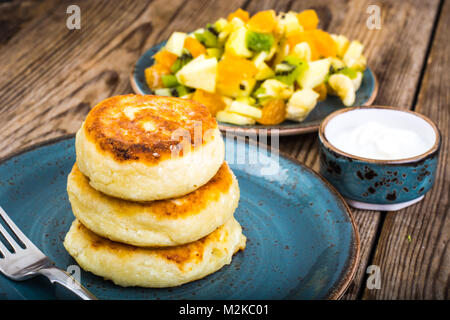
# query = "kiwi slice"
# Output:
<box><xmin>246</xmin><ymin>31</ymin><xmax>274</xmax><ymax>52</ymax></box>
<box><xmin>335</xmin><ymin>66</ymin><xmax>358</xmax><ymax>79</ymax></box>
<box><xmin>194</xmin><ymin>27</ymin><xmax>219</xmax><ymax>48</ymax></box>
<box><xmin>274</xmin><ymin>56</ymin><xmax>308</xmax><ymax>85</ymax></box>
<box><xmin>170</xmin><ymin>50</ymin><xmax>193</xmax><ymax>73</ymax></box>
<box><xmin>170</xmin><ymin>85</ymin><xmax>194</xmax><ymax>97</ymax></box>
<box><xmin>161</xmin><ymin>74</ymin><xmax>179</xmax><ymax>88</ymax></box>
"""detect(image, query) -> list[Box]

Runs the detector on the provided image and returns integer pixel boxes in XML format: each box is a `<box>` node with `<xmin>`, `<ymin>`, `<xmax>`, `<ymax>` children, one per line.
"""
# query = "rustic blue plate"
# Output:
<box><xmin>0</xmin><ymin>135</ymin><xmax>359</xmax><ymax>300</ymax></box>
<box><xmin>131</xmin><ymin>41</ymin><xmax>377</xmax><ymax>136</ymax></box>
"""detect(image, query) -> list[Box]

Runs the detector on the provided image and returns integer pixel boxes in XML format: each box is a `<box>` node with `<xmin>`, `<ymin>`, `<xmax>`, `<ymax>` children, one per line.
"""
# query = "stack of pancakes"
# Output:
<box><xmin>63</xmin><ymin>94</ymin><xmax>246</xmax><ymax>288</ymax></box>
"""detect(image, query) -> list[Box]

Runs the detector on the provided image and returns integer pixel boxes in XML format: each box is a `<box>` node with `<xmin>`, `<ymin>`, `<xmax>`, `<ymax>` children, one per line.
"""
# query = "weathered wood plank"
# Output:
<box><xmin>272</xmin><ymin>0</ymin><xmax>440</xmax><ymax>299</ymax></box>
<box><xmin>0</xmin><ymin>0</ymin><xmax>249</xmax><ymax>156</ymax></box>
<box><xmin>363</xmin><ymin>0</ymin><xmax>449</xmax><ymax>299</ymax></box>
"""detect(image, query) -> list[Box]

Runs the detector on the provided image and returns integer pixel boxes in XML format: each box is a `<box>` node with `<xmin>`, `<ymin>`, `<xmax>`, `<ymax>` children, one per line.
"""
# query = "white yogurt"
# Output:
<box><xmin>330</xmin><ymin>121</ymin><xmax>430</xmax><ymax>160</ymax></box>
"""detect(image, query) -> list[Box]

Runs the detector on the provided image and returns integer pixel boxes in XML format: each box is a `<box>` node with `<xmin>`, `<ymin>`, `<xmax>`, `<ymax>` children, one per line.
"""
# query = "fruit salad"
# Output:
<box><xmin>145</xmin><ymin>8</ymin><xmax>367</xmax><ymax>125</ymax></box>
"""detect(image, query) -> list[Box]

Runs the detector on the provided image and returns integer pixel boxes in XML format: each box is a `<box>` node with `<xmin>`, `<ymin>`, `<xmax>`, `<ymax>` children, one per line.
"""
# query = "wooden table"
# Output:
<box><xmin>0</xmin><ymin>0</ymin><xmax>448</xmax><ymax>299</ymax></box>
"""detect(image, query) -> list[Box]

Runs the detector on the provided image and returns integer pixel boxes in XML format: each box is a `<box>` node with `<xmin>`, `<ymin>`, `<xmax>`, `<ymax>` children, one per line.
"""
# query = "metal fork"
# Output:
<box><xmin>0</xmin><ymin>206</ymin><xmax>97</xmax><ymax>300</ymax></box>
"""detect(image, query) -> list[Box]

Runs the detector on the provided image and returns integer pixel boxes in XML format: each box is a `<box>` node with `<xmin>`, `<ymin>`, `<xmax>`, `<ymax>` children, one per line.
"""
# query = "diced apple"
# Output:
<box><xmin>275</xmin><ymin>11</ymin><xmax>304</xmax><ymax>37</ymax></box>
<box><xmin>351</xmin><ymin>71</ymin><xmax>363</xmax><ymax>91</ymax></box>
<box><xmin>292</xmin><ymin>42</ymin><xmax>311</xmax><ymax>61</ymax></box>
<box><xmin>237</xmin><ymin>78</ymin><xmax>256</xmax><ymax>97</ymax></box>
<box><xmin>350</xmin><ymin>55</ymin><xmax>367</xmax><ymax>71</ymax></box>
<box><xmin>227</xmin><ymin>101</ymin><xmax>262</xmax><ymax>119</ymax></box>
<box><xmin>254</xmin><ymin>79</ymin><xmax>293</xmax><ymax>101</ymax></box>
<box><xmin>328</xmin><ymin>73</ymin><xmax>356</xmax><ymax>106</ymax></box>
<box><xmin>331</xmin><ymin>34</ymin><xmax>350</xmax><ymax>57</ymax></box>
<box><xmin>176</xmin><ymin>55</ymin><xmax>217</xmax><ymax>93</ymax></box>
<box><xmin>253</xmin><ymin>52</ymin><xmax>275</xmax><ymax>80</ymax></box>
<box><xmin>225</xmin><ymin>26</ymin><xmax>253</xmax><ymax>57</ymax></box>
<box><xmin>219</xmin><ymin>17</ymin><xmax>245</xmax><ymax>43</ymax></box>
<box><xmin>272</xmin><ymin>41</ymin><xmax>290</xmax><ymax>66</ymax></box>
<box><xmin>154</xmin><ymin>88</ymin><xmax>172</xmax><ymax>97</ymax></box>
<box><xmin>235</xmin><ymin>96</ymin><xmax>256</xmax><ymax>105</ymax></box>
<box><xmin>297</xmin><ymin>58</ymin><xmax>331</xmax><ymax>89</ymax></box>
<box><xmin>286</xmin><ymin>88</ymin><xmax>319</xmax><ymax>122</ymax></box>
<box><xmin>216</xmin><ymin>110</ymin><xmax>256</xmax><ymax>125</ymax></box>
<box><xmin>214</xmin><ymin>18</ymin><xmax>228</xmax><ymax>32</ymax></box>
<box><xmin>329</xmin><ymin>57</ymin><xmax>345</xmax><ymax>70</ymax></box>
<box><xmin>165</xmin><ymin>32</ymin><xmax>188</xmax><ymax>56</ymax></box>
<box><xmin>343</xmin><ymin>40</ymin><xmax>364</xmax><ymax>67</ymax></box>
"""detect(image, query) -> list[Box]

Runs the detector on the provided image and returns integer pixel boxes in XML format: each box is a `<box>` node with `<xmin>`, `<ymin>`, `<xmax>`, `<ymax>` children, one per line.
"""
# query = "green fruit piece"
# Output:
<box><xmin>161</xmin><ymin>74</ymin><xmax>180</xmax><ymax>88</ymax></box>
<box><xmin>169</xmin><ymin>85</ymin><xmax>193</xmax><ymax>97</ymax></box>
<box><xmin>275</xmin><ymin>56</ymin><xmax>308</xmax><ymax>85</ymax></box>
<box><xmin>246</xmin><ymin>31</ymin><xmax>275</xmax><ymax>52</ymax></box>
<box><xmin>206</xmin><ymin>47</ymin><xmax>223</xmax><ymax>59</ymax></box>
<box><xmin>154</xmin><ymin>88</ymin><xmax>173</xmax><ymax>97</ymax></box>
<box><xmin>213</xmin><ymin>18</ymin><xmax>228</xmax><ymax>32</ymax></box>
<box><xmin>335</xmin><ymin>67</ymin><xmax>358</xmax><ymax>79</ymax></box>
<box><xmin>170</xmin><ymin>50</ymin><xmax>193</xmax><ymax>73</ymax></box>
<box><xmin>194</xmin><ymin>27</ymin><xmax>219</xmax><ymax>48</ymax></box>
<box><xmin>236</xmin><ymin>96</ymin><xmax>257</xmax><ymax>106</ymax></box>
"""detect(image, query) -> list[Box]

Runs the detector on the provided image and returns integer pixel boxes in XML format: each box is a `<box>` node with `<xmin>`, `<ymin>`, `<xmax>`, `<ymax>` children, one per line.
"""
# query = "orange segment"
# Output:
<box><xmin>217</xmin><ymin>54</ymin><xmax>258</xmax><ymax>96</ymax></box>
<box><xmin>287</xmin><ymin>29</ymin><xmax>337</xmax><ymax>59</ymax></box>
<box><xmin>153</xmin><ymin>50</ymin><xmax>178</xmax><ymax>69</ymax></box>
<box><xmin>227</xmin><ymin>8</ymin><xmax>250</xmax><ymax>22</ymax></box>
<box><xmin>247</xmin><ymin>10</ymin><xmax>277</xmax><ymax>33</ymax></box>
<box><xmin>297</xmin><ymin>9</ymin><xmax>319</xmax><ymax>30</ymax></box>
<box><xmin>314</xmin><ymin>83</ymin><xmax>327</xmax><ymax>101</ymax></box>
<box><xmin>192</xmin><ymin>89</ymin><xmax>226</xmax><ymax>116</ymax></box>
<box><xmin>310</xmin><ymin>29</ymin><xmax>337</xmax><ymax>58</ymax></box>
<box><xmin>286</xmin><ymin>31</ymin><xmax>319</xmax><ymax>60</ymax></box>
<box><xmin>257</xmin><ymin>99</ymin><xmax>286</xmax><ymax>125</ymax></box>
<box><xmin>145</xmin><ymin>63</ymin><xmax>171</xmax><ymax>90</ymax></box>
<box><xmin>184</xmin><ymin>37</ymin><xmax>207</xmax><ymax>58</ymax></box>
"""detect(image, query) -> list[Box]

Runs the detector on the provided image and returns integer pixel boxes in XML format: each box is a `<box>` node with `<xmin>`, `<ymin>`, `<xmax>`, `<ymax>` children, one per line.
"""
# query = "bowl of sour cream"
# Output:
<box><xmin>318</xmin><ymin>106</ymin><xmax>441</xmax><ymax>211</ymax></box>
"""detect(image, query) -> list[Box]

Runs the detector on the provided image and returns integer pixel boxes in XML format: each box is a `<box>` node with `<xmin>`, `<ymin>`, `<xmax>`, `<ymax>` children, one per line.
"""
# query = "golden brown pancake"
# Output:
<box><xmin>83</xmin><ymin>94</ymin><xmax>218</xmax><ymax>164</ymax></box>
<box><xmin>75</xmin><ymin>94</ymin><xmax>225</xmax><ymax>201</ymax></box>
<box><xmin>67</xmin><ymin>162</ymin><xmax>240</xmax><ymax>246</ymax></box>
<box><xmin>63</xmin><ymin>218</ymin><xmax>246</xmax><ymax>288</ymax></box>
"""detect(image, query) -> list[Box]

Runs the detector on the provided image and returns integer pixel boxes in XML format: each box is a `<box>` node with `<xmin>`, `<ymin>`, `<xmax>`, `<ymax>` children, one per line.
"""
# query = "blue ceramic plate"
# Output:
<box><xmin>131</xmin><ymin>41</ymin><xmax>377</xmax><ymax>136</ymax></box>
<box><xmin>0</xmin><ymin>136</ymin><xmax>359</xmax><ymax>300</ymax></box>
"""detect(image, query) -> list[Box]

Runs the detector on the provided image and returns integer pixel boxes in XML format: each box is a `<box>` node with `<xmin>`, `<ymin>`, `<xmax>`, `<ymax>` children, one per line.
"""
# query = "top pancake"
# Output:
<box><xmin>83</xmin><ymin>94</ymin><xmax>218</xmax><ymax>164</ymax></box>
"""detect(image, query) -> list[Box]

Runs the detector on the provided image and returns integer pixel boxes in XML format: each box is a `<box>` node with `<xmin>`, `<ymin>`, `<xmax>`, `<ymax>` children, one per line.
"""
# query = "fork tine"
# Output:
<box><xmin>0</xmin><ymin>238</ymin><xmax>11</xmax><ymax>258</ymax></box>
<box><xmin>0</xmin><ymin>206</ymin><xmax>31</xmax><ymax>248</ymax></box>
<box><xmin>0</xmin><ymin>222</ymin><xmax>21</xmax><ymax>252</ymax></box>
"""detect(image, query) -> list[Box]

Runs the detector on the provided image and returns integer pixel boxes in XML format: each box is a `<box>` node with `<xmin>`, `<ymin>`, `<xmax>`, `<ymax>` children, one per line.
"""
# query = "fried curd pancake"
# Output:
<box><xmin>67</xmin><ymin>162</ymin><xmax>240</xmax><ymax>247</ymax></box>
<box><xmin>75</xmin><ymin>94</ymin><xmax>225</xmax><ymax>201</ymax></box>
<box><xmin>64</xmin><ymin>218</ymin><xmax>246</xmax><ymax>288</ymax></box>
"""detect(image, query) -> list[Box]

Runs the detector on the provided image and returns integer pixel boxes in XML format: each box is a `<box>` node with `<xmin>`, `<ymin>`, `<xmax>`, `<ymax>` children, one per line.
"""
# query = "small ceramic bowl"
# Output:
<box><xmin>318</xmin><ymin>106</ymin><xmax>441</xmax><ymax>211</ymax></box>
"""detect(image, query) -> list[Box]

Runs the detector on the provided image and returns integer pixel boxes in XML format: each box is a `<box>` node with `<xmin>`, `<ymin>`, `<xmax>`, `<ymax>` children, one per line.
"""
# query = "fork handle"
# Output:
<box><xmin>38</xmin><ymin>267</ymin><xmax>98</xmax><ymax>300</ymax></box>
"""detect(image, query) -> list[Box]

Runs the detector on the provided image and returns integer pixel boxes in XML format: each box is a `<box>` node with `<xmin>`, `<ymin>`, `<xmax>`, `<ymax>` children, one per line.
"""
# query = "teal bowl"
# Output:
<box><xmin>318</xmin><ymin>106</ymin><xmax>441</xmax><ymax>211</ymax></box>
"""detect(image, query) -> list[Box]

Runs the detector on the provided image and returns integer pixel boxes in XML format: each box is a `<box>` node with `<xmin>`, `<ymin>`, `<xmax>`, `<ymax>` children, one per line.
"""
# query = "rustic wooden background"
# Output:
<box><xmin>0</xmin><ymin>0</ymin><xmax>448</xmax><ymax>299</ymax></box>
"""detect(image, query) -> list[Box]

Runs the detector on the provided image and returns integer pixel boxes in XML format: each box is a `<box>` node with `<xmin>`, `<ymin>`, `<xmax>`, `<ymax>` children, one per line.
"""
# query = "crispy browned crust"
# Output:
<box><xmin>83</xmin><ymin>94</ymin><xmax>217</xmax><ymax>163</ymax></box>
<box><xmin>70</xmin><ymin>162</ymin><xmax>234</xmax><ymax>219</ymax></box>
<box><xmin>78</xmin><ymin>219</ymin><xmax>229</xmax><ymax>270</ymax></box>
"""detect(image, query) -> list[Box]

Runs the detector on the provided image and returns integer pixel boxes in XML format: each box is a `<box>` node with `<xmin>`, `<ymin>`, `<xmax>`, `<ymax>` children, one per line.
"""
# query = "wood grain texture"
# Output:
<box><xmin>363</xmin><ymin>0</ymin><xmax>449</xmax><ymax>299</ymax></box>
<box><xmin>0</xmin><ymin>0</ymin><xmax>250</xmax><ymax>157</ymax></box>
<box><xmin>0</xmin><ymin>0</ymin><xmax>445</xmax><ymax>299</ymax></box>
<box><xmin>272</xmin><ymin>0</ymin><xmax>440</xmax><ymax>299</ymax></box>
